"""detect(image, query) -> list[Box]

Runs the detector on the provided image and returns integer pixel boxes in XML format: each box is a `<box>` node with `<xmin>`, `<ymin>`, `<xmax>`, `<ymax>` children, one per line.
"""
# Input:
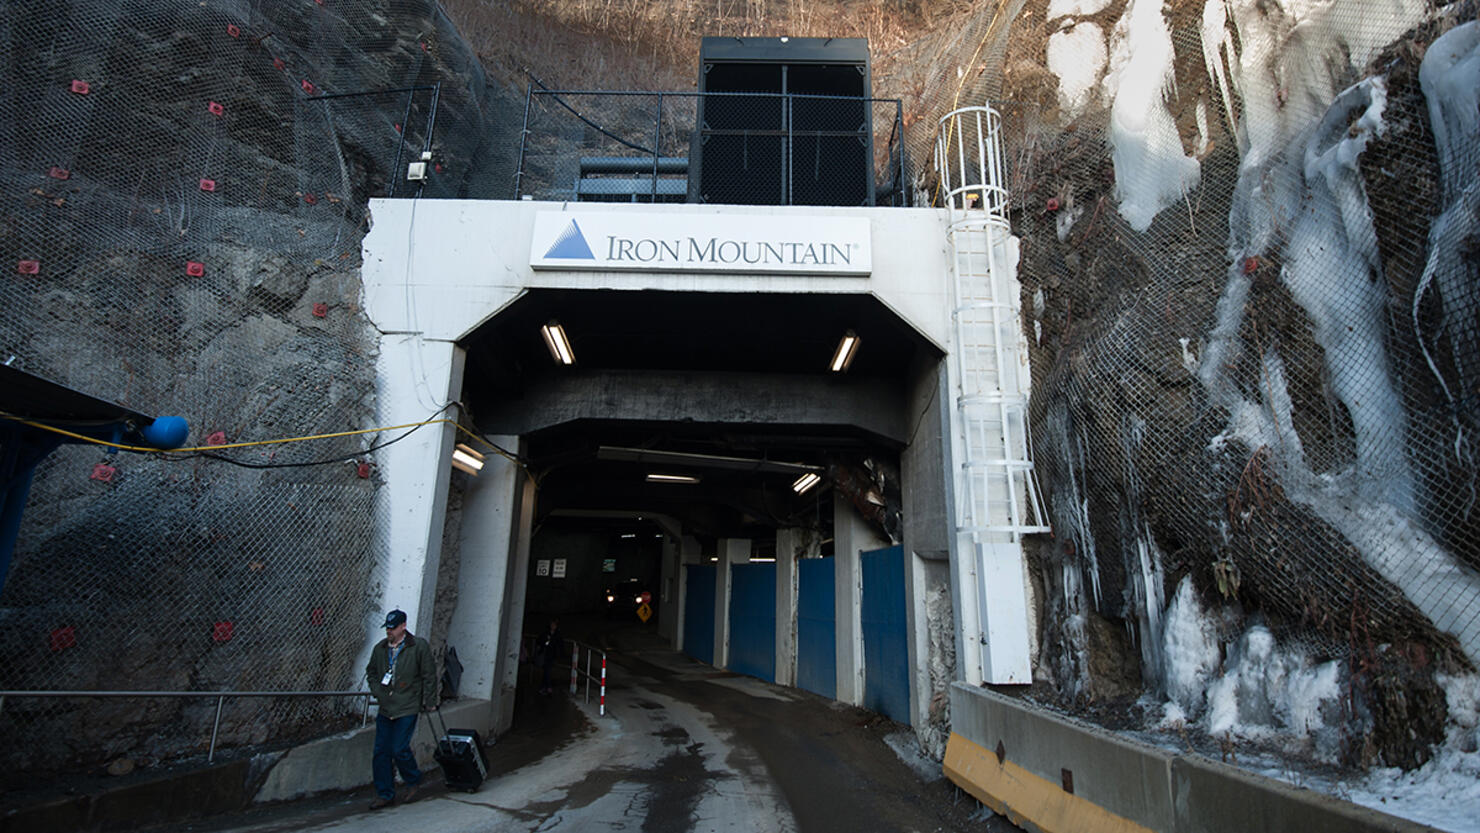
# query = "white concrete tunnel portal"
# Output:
<box><xmin>452</xmin><ymin>286</ymin><xmax>946</xmax><ymax>726</ymax></box>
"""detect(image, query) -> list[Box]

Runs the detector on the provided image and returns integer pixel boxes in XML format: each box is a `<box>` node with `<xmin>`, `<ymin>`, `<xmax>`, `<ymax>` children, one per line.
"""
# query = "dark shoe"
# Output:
<box><xmin>402</xmin><ymin>784</ymin><xmax>420</xmax><ymax>804</ymax></box>
<box><xmin>369</xmin><ymin>796</ymin><xmax>393</xmax><ymax>810</ymax></box>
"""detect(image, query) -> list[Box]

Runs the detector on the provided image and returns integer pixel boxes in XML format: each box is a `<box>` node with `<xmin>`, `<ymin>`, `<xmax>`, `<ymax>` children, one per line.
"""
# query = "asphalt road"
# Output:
<box><xmin>183</xmin><ymin>623</ymin><xmax>1020</xmax><ymax>833</ymax></box>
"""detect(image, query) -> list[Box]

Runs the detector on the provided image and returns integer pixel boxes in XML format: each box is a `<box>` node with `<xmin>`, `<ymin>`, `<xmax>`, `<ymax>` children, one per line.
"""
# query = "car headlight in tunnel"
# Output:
<box><xmin>606</xmin><ymin>594</ymin><xmax>615</xmax><ymax>603</ymax></box>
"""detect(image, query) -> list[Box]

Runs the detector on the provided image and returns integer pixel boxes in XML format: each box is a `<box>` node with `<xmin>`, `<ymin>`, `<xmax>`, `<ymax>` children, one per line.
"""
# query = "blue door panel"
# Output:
<box><xmin>861</xmin><ymin>545</ymin><xmax>909</xmax><ymax>723</ymax></box>
<box><xmin>728</xmin><ymin>563</ymin><xmax>776</xmax><ymax>681</ymax></box>
<box><xmin>796</xmin><ymin>558</ymin><xmax>835</xmax><ymax>698</ymax></box>
<box><xmin>684</xmin><ymin>564</ymin><xmax>715</xmax><ymax>665</ymax></box>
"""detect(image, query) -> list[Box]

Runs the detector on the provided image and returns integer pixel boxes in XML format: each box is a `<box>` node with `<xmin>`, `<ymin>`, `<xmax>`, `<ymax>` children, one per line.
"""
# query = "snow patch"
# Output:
<box><xmin>1101</xmin><ymin>0</ymin><xmax>1201</xmax><ymax>230</ymax></box>
<box><xmin>1203</xmin><ymin>625</ymin><xmax>1343</xmax><ymax>758</ymax></box>
<box><xmin>1341</xmin><ymin>673</ymin><xmax>1480</xmax><ymax>832</ymax></box>
<box><xmin>1047</xmin><ymin>0</ymin><xmax>1113</xmax><ymax>19</ymax></box>
<box><xmin>1413</xmin><ymin>21</ymin><xmax>1480</xmax><ymax>465</ymax></box>
<box><xmin>1047</xmin><ymin>22</ymin><xmax>1106</xmax><ymax>118</ymax></box>
<box><xmin>1160</xmin><ymin>577</ymin><xmax>1221</xmax><ymax>715</ymax></box>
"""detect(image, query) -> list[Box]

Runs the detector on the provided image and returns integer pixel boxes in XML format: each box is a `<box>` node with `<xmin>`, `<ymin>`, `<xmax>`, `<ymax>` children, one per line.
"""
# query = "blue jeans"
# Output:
<box><xmin>372</xmin><ymin>712</ymin><xmax>422</xmax><ymax>800</ymax></box>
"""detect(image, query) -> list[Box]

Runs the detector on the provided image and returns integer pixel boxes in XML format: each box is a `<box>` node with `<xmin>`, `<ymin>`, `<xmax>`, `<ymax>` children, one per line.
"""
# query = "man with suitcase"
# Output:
<box><xmin>365</xmin><ymin>609</ymin><xmax>437</xmax><ymax>810</ymax></box>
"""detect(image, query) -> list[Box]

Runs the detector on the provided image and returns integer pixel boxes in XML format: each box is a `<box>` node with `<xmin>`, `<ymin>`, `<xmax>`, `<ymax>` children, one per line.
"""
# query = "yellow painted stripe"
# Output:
<box><xmin>944</xmin><ymin>732</ymin><xmax>1156</xmax><ymax>833</ymax></box>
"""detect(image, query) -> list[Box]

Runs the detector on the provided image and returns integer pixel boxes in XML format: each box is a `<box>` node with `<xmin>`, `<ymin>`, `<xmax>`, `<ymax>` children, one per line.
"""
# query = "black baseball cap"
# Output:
<box><xmin>383</xmin><ymin>610</ymin><xmax>407</xmax><ymax>628</ymax></box>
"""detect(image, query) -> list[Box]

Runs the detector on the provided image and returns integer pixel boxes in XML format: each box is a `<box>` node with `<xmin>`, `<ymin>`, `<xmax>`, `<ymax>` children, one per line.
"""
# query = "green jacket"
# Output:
<box><xmin>365</xmin><ymin>633</ymin><xmax>437</xmax><ymax>718</ymax></box>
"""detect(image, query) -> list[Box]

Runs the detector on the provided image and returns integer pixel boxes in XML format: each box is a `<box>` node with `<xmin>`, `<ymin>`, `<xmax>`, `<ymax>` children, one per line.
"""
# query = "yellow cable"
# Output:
<box><xmin>0</xmin><ymin>411</ymin><xmax>518</xmax><ymax>464</ymax></box>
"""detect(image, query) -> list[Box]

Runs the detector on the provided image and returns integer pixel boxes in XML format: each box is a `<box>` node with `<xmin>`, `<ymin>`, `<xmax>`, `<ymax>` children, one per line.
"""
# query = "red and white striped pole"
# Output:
<box><xmin>569</xmin><ymin>644</ymin><xmax>578</xmax><ymax>693</ymax></box>
<box><xmin>599</xmin><ymin>654</ymin><xmax>607</xmax><ymax>716</ymax></box>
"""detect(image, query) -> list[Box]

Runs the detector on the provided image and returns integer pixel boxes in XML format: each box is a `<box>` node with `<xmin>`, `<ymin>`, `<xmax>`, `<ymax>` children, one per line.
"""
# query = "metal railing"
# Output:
<box><xmin>568</xmin><ymin>641</ymin><xmax>608</xmax><ymax>716</ymax></box>
<box><xmin>0</xmin><ymin>689</ymin><xmax>372</xmax><ymax>763</ymax></box>
<box><xmin>515</xmin><ymin>88</ymin><xmax>909</xmax><ymax>208</ymax></box>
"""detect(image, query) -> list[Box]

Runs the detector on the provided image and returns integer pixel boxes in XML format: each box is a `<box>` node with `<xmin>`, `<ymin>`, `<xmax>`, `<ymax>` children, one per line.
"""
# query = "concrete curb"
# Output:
<box><xmin>944</xmin><ymin>683</ymin><xmax>1441</xmax><ymax>833</ymax></box>
<box><xmin>0</xmin><ymin>699</ymin><xmax>493</xmax><ymax>833</ymax></box>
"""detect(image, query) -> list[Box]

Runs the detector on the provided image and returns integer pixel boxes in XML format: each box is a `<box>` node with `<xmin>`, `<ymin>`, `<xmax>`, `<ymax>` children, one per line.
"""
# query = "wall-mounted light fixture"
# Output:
<box><xmin>830</xmin><ymin>329</ymin><xmax>860</xmax><ymax>372</ymax></box>
<box><xmin>540</xmin><ymin>320</ymin><xmax>575</xmax><ymax>365</ymax></box>
<box><xmin>646</xmin><ymin>473</ymin><xmax>701</xmax><ymax>484</ymax></box>
<box><xmin>451</xmin><ymin>443</ymin><xmax>485</xmax><ymax>475</ymax></box>
<box><xmin>792</xmin><ymin>471</ymin><xmax>821</xmax><ymax>494</ymax></box>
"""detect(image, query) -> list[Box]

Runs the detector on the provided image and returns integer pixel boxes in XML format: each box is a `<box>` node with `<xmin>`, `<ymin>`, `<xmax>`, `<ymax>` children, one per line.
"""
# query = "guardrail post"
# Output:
<box><xmin>209</xmin><ymin>695</ymin><xmax>225</xmax><ymax>763</ymax></box>
<box><xmin>569</xmin><ymin>644</ymin><xmax>579</xmax><ymax>694</ymax></box>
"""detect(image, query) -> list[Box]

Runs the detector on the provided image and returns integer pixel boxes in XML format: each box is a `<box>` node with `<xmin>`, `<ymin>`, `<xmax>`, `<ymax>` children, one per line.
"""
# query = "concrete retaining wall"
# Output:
<box><xmin>944</xmin><ymin>684</ymin><xmax>1439</xmax><ymax>833</ymax></box>
<box><xmin>1</xmin><ymin>699</ymin><xmax>494</xmax><ymax>833</ymax></box>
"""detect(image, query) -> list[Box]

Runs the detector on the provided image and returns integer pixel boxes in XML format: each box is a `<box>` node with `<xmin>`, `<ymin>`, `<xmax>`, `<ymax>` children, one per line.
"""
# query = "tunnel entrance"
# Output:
<box><xmin>453</xmin><ymin>287</ymin><xmax>936</xmax><ymax>724</ymax></box>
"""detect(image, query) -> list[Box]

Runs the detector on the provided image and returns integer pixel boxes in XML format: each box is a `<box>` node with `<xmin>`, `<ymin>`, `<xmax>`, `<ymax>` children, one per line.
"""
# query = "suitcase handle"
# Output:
<box><xmin>427</xmin><ymin>705</ymin><xmax>448</xmax><ymax>739</ymax></box>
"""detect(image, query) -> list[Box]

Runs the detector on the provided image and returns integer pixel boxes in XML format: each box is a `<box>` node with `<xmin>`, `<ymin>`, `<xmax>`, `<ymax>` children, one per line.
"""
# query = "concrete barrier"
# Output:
<box><xmin>944</xmin><ymin>683</ymin><xmax>1439</xmax><ymax>833</ymax></box>
<box><xmin>0</xmin><ymin>698</ymin><xmax>494</xmax><ymax>833</ymax></box>
<box><xmin>254</xmin><ymin>697</ymin><xmax>493</xmax><ymax>802</ymax></box>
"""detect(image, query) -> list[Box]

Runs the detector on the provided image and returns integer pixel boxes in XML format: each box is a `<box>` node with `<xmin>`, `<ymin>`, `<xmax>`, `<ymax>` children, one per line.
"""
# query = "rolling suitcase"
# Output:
<box><xmin>429</xmin><ymin>709</ymin><xmax>489</xmax><ymax>793</ymax></box>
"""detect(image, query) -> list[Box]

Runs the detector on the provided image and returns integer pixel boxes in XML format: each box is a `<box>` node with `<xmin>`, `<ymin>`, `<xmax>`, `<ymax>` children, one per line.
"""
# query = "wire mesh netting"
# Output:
<box><xmin>2</xmin><ymin>0</ymin><xmax>1477</xmax><ymax>784</ymax></box>
<box><xmin>0</xmin><ymin>0</ymin><xmax>516</xmax><ymax>777</ymax></box>
<box><xmin>922</xmin><ymin>0</ymin><xmax>1479</xmax><ymax>762</ymax></box>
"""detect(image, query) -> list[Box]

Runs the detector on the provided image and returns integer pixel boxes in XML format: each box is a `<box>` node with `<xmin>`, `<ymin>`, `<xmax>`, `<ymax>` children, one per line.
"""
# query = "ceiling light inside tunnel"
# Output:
<box><xmin>646</xmin><ymin>473</ymin><xmax>700</xmax><ymax>484</ymax></box>
<box><xmin>830</xmin><ymin>329</ymin><xmax>860</xmax><ymax>372</ymax></box>
<box><xmin>451</xmin><ymin>443</ymin><xmax>485</xmax><ymax>475</ymax></box>
<box><xmin>540</xmin><ymin>320</ymin><xmax>575</xmax><ymax>365</ymax></box>
<box><xmin>792</xmin><ymin>472</ymin><xmax>821</xmax><ymax>494</ymax></box>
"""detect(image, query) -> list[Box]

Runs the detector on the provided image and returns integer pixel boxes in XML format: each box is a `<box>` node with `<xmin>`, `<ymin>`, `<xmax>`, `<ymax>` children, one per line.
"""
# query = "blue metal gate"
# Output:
<box><xmin>728</xmin><ymin>563</ymin><xmax>776</xmax><ymax>681</ymax></box>
<box><xmin>796</xmin><ymin>557</ymin><xmax>835</xmax><ymax>698</ymax></box>
<box><xmin>861</xmin><ymin>545</ymin><xmax>909</xmax><ymax>723</ymax></box>
<box><xmin>683</xmin><ymin>564</ymin><xmax>715</xmax><ymax>665</ymax></box>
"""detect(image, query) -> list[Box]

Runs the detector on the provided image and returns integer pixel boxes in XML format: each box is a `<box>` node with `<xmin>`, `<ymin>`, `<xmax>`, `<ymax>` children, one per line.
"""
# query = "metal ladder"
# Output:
<box><xmin>936</xmin><ymin>105</ymin><xmax>1050</xmax><ymax>544</ymax></box>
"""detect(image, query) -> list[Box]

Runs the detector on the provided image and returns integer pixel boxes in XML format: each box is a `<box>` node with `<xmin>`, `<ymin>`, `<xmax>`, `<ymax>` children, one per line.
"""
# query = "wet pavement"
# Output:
<box><xmin>169</xmin><ymin>622</ymin><xmax>1019</xmax><ymax>833</ymax></box>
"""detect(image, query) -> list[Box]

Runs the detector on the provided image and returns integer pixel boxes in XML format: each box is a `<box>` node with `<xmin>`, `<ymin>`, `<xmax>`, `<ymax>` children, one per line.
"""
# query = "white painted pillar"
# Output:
<box><xmin>493</xmin><ymin>464</ymin><xmax>536</xmax><ymax>734</ymax></box>
<box><xmin>904</xmin><ymin>550</ymin><xmax>930</xmax><ymax>734</ymax></box>
<box><xmin>774</xmin><ymin>528</ymin><xmax>809</xmax><ymax>687</ymax></box>
<box><xmin>715</xmin><ymin>538</ymin><xmax>750</xmax><ymax>669</ymax></box>
<box><xmin>357</xmin><ymin>335</ymin><xmax>464</xmax><ymax>685</ymax></box>
<box><xmin>834</xmin><ymin>495</ymin><xmax>885</xmax><ymax>705</ymax></box>
<box><xmin>446</xmin><ymin>434</ymin><xmax>521</xmax><ymax>703</ymax></box>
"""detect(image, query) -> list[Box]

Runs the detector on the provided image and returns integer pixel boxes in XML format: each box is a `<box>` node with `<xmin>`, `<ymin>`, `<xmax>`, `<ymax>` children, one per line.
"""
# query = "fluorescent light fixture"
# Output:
<box><xmin>450</xmin><ymin>443</ymin><xmax>485</xmax><ymax>475</ymax></box>
<box><xmin>646</xmin><ymin>473</ymin><xmax>700</xmax><ymax>484</ymax></box>
<box><xmin>620</xmin><ymin>533</ymin><xmax>637</xmax><ymax>539</ymax></box>
<box><xmin>792</xmin><ymin>472</ymin><xmax>821</xmax><ymax>494</ymax></box>
<box><xmin>540</xmin><ymin>320</ymin><xmax>575</xmax><ymax>365</ymax></box>
<box><xmin>750</xmin><ymin>557</ymin><xmax>776</xmax><ymax>563</ymax></box>
<box><xmin>829</xmin><ymin>329</ymin><xmax>860</xmax><ymax>372</ymax></box>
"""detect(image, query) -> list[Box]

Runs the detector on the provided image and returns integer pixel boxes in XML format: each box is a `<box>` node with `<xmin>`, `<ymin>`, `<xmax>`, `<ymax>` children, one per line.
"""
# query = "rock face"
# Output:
<box><xmin>0</xmin><ymin>0</ymin><xmax>515</xmax><ymax>777</ymax></box>
<box><xmin>1002</xmin><ymin>0</ymin><xmax>1479</xmax><ymax>770</ymax></box>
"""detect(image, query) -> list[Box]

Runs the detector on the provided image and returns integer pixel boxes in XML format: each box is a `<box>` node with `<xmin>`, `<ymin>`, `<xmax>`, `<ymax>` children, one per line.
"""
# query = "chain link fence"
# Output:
<box><xmin>0</xmin><ymin>0</ymin><xmax>517</xmax><ymax>780</ymax></box>
<box><xmin>515</xmin><ymin>89</ymin><xmax>908</xmax><ymax>207</ymax></box>
<box><xmin>929</xmin><ymin>0</ymin><xmax>1479</xmax><ymax>765</ymax></box>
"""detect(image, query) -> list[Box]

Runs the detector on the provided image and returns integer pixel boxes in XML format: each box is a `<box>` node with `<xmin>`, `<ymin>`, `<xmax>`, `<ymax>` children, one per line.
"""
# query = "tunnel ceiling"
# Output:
<box><xmin>462</xmin><ymin>289</ymin><xmax>932</xmax><ymax>542</ymax></box>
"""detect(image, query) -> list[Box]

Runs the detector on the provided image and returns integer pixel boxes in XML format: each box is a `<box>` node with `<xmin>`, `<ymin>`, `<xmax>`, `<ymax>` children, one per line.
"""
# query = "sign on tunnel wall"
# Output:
<box><xmin>530</xmin><ymin>211</ymin><xmax>872</xmax><ymax>275</ymax></box>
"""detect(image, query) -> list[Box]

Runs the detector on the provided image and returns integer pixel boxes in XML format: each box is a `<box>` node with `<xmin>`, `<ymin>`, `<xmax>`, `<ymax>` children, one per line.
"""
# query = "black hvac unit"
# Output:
<box><xmin>690</xmin><ymin>37</ymin><xmax>874</xmax><ymax>207</ymax></box>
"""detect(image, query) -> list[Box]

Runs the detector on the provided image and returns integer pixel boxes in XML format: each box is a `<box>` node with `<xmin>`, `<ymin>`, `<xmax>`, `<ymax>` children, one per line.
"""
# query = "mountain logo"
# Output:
<box><xmin>543</xmin><ymin>220</ymin><xmax>595</xmax><ymax>260</ymax></box>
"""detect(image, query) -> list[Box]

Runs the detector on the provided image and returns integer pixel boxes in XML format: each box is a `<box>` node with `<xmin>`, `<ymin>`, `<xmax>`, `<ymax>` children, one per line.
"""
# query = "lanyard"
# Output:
<box><xmin>387</xmin><ymin>640</ymin><xmax>405</xmax><ymax>680</ymax></box>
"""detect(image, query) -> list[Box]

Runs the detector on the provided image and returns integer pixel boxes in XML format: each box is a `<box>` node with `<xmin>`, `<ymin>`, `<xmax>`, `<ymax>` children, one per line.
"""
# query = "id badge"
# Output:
<box><xmin>381</xmin><ymin>671</ymin><xmax>393</xmax><ymax>686</ymax></box>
